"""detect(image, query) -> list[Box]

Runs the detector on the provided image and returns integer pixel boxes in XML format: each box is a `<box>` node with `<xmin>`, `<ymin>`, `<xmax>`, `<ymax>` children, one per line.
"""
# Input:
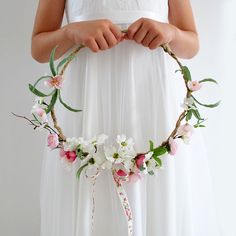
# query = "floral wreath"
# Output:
<box><xmin>13</xmin><ymin>29</ymin><xmax>220</xmax><ymax>235</ymax></box>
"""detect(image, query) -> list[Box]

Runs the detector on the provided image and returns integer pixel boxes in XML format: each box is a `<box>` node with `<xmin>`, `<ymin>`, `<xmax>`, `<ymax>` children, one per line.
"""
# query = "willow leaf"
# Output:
<box><xmin>58</xmin><ymin>91</ymin><xmax>82</xmax><ymax>112</ymax></box>
<box><xmin>191</xmin><ymin>95</ymin><xmax>221</xmax><ymax>108</ymax></box>
<box><xmin>45</xmin><ymin>89</ymin><xmax>58</xmax><ymax>114</ymax></box>
<box><xmin>76</xmin><ymin>163</ymin><xmax>89</xmax><ymax>179</ymax></box>
<box><xmin>199</xmin><ymin>78</ymin><xmax>218</xmax><ymax>84</ymax></box>
<box><xmin>50</xmin><ymin>46</ymin><xmax>58</xmax><ymax>76</ymax></box>
<box><xmin>57</xmin><ymin>54</ymin><xmax>76</xmax><ymax>74</ymax></box>
<box><xmin>29</xmin><ymin>84</ymin><xmax>51</xmax><ymax>97</ymax></box>
<box><xmin>182</xmin><ymin>66</ymin><xmax>192</xmax><ymax>81</ymax></box>
<box><xmin>33</xmin><ymin>75</ymin><xmax>52</xmax><ymax>87</ymax></box>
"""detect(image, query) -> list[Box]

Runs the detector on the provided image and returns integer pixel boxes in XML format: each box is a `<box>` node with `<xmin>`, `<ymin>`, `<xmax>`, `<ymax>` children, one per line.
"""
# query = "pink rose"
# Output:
<box><xmin>44</xmin><ymin>75</ymin><xmax>64</xmax><ymax>89</ymax></box>
<box><xmin>65</xmin><ymin>151</ymin><xmax>77</xmax><ymax>163</ymax></box>
<box><xmin>135</xmin><ymin>154</ymin><xmax>146</xmax><ymax>169</ymax></box>
<box><xmin>168</xmin><ymin>137</ymin><xmax>178</xmax><ymax>155</ymax></box>
<box><xmin>47</xmin><ymin>133</ymin><xmax>59</xmax><ymax>149</ymax></box>
<box><xmin>187</xmin><ymin>81</ymin><xmax>202</xmax><ymax>92</ymax></box>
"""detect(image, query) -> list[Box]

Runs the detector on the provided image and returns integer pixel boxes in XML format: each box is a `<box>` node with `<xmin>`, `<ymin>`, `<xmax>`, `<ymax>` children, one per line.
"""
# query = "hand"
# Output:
<box><xmin>124</xmin><ymin>18</ymin><xmax>177</xmax><ymax>50</ymax></box>
<box><xmin>63</xmin><ymin>19</ymin><xmax>125</xmax><ymax>52</ymax></box>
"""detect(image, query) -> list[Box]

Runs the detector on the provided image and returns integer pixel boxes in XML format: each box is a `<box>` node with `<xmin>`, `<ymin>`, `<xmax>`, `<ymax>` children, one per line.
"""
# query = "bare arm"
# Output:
<box><xmin>31</xmin><ymin>0</ymin><xmax>73</xmax><ymax>63</ymax></box>
<box><xmin>125</xmin><ymin>0</ymin><xmax>199</xmax><ymax>59</ymax></box>
<box><xmin>168</xmin><ymin>0</ymin><xmax>199</xmax><ymax>58</ymax></box>
<box><xmin>31</xmin><ymin>0</ymin><xmax>124</xmax><ymax>63</ymax></box>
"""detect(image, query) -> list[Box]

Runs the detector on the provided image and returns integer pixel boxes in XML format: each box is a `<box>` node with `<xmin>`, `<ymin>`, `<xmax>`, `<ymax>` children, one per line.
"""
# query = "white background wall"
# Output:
<box><xmin>0</xmin><ymin>1</ymin><xmax>235</xmax><ymax>236</ymax></box>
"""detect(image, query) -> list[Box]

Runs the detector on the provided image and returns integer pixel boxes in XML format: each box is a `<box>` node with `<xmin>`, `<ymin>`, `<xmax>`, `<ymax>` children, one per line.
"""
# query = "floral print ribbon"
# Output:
<box><xmin>112</xmin><ymin>170</ymin><xmax>133</xmax><ymax>236</ymax></box>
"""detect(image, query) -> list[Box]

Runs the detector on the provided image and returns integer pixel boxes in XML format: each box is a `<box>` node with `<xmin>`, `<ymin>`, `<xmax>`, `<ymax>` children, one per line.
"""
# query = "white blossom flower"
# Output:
<box><xmin>64</xmin><ymin>137</ymin><xmax>80</xmax><ymax>151</ymax></box>
<box><xmin>146</xmin><ymin>159</ymin><xmax>159</xmax><ymax>176</ymax></box>
<box><xmin>142</xmin><ymin>151</ymin><xmax>155</xmax><ymax>174</ymax></box>
<box><xmin>104</xmin><ymin>145</ymin><xmax>119</xmax><ymax>163</ymax></box>
<box><xmin>180</xmin><ymin>97</ymin><xmax>197</xmax><ymax>111</ymax></box>
<box><xmin>96</xmin><ymin>133</ymin><xmax>108</xmax><ymax>145</ymax></box>
<box><xmin>116</xmin><ymin>134</ymin><xmax>135</xmax><ymax>149</ymax></box>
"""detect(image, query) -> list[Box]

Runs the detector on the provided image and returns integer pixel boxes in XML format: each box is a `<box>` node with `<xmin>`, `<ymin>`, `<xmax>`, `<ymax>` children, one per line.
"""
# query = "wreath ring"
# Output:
<box><xmin>13</xmin><ymin>29</ymin><xmax>220</xmax><ymax>178</ymax></box>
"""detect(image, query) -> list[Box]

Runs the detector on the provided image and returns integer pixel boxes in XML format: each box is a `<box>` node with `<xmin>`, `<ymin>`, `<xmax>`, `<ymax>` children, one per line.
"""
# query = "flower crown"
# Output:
<box><xmin>13</xmin><ymin>29</ymin><xmax>220</xmax><ymax>235</ymax></box>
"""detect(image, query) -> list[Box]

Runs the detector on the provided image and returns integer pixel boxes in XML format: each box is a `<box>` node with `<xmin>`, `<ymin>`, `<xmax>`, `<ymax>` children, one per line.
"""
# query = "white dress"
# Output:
<box><xmin>40</xmin><ymin>0</ymin><xmax>220</xmax><ymax>235</ymax></box>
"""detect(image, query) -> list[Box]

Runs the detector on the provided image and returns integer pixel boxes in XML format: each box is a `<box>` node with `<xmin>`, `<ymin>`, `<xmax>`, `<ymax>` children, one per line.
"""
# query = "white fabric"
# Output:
<box><xmin>40</xmin><ymin>1</ymin><xmax>220</xmax><ymax>235</ymax></box>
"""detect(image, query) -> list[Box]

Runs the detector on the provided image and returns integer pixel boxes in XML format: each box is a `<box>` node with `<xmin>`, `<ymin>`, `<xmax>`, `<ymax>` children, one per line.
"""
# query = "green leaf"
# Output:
<box><xmin>153</xmin><ymin>146</ymin><xmax>168</xmax><ymax>156</ymax></box>
<box><xmin>33</xmin><ymin>75</ymin><xmax>52</xmax><ymax>87</ymax></box>
<box><xmin>56</xmin><ymin>54</ymin><xmax>76</xmax><ymax>74</ymax></box>
<box><xmin>58</xmin><ymin>90</ymin><xmax>82</xmax><ymax>112</ymax></box>
<box><xmin>139</xmin><ymin>166</ymin><xmax>146</xmax><ymax>171</ymax></box>
<box><xmin>149</xmin><ymin>140</ymin><xmax>154</xmax><ymax>151</ymax></box>
<box><xmin>45</xmin><ymin>89</ymin><xmax>58</xmax><ymax>114</ymax></box>
<box><xmin>76</xmin><ymin>163</ymin><xmax>89</xmax><ymax>179</ymax></box>
<box><xmin>175</xmin><ymin>69</ymin><xmax>182</xmax><ymax>73</ymax></box>
<box><xmin>50</xmin><ymin>46</ymin><xmax>58</xmax><ymax>76</ymax></box>
<box><xmin>182</xmin><ymin>66</ymin><xmax>192</xmax><ymax>81</ymax></box>
<box><xmin>192</xmin><ymin>109</ymin><xmax>204</xmax><ymax>121</ymax></box>
<box><xmin>148</xmin><ymin>170</ymin><xmax>155</xmax><ymax>176</ymax></box>
<box><xmin>29</xmin><ymin>84</ymin><xmax>52</xmax><ymax>97</ymax></box>
<box><xmin>199</xmin><ymin>78</ymin><xmax>218</xmax><ymax>84</ymax></box>
<box><xmin>186</xmin><ymin>110</ymin><xmax>193</xmax><ymax>121</ymax></box>
<box><xmin>152</xmin><ymin>156</ymin><xmax>162</xmax><ymax>166</ymax></box>
<box><xmin>191</xmin><ymin>95</ymin><xmax>221</xmax><ymax>108</ymax></box>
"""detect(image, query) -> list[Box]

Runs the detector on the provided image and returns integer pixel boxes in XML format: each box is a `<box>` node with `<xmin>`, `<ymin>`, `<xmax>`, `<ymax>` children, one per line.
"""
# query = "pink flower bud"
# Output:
<box><xmin>65</xmin><ymin>151</ymin><xmax>77</xmax><ymax>163</ymax></box>
<box><xmin>35</xmin><ymin>108</ymin><xmax>47</xmax><ymax>122</ymax></box>
<box><xmin>177</xmin><ymin>123</ymin><xmax>194</xmax><ymax>144</ymax></box>
<box><xmin>47</xmin><ymin>133</ymin><xmax>59</xmax><ymax>149</ymax></box>
<box><xmin>59</xmin><ymin>148</ymin><xmax>66</xmax><ymax>157</ymax></box>
<box><xmin>116</xmin><ymin>169</ymin><xmax>128</xmax><ymax>177</ymax></box>
<box><xmin>187</xmin><ymin>81</ymin><xmax>202</xmax><ymax>92</ymax></box>
<box><xmin>128</xmin><ymin>172</ymin><xmax>141</xmax><ymax>183</ymax></box>
<box><xmin>168</xmin><ymin>137</ymin><xmax>178</xmax><ymax>155</ymax></box>
<box><xmin>135</xmin><ymin>154</ymin><xmax>146</xmax><ymax>169</ymax></box>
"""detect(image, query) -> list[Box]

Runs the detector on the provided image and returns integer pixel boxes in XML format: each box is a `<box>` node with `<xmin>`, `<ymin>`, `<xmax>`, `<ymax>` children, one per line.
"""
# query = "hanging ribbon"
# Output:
<box><xmin>85</xmin><ymin>168</ymin><xmax>133</xmax><ymax>236</ymax></box>
<box><xmin>85</xmin><ymin>168</ymin><xmax>100</xmax><ymax>235</ymax></box>
<box><xmin>112</xmin><ymin>170</ymin><xmax>134</xmax><ymax>236</ymax></box>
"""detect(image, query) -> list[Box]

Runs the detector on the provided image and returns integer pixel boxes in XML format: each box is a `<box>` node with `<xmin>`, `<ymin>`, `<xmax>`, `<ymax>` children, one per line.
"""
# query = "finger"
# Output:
<box><xmin>133</xmin><ymin>24</ymin><xmax>149</xmax><ymax>44</ymax></box>
<box><xmin>96</xmin><ymin>33</ymin><xmax>109</xmax><ymax>50</ymax></box>
<box><xmin>109</xmin><ymin>24</ymin><xmax>123</xmax><ymax>41</ymax></box>
<box><xmin>141</xmin><ymin>31</ymin><xmax>157</xmax><ymax>47</ymax></box>
<box><xmin>85</xmin><ymin>38</ymin><xmax>99</xmax><ymax>53</ymax></box>
<box><xmin>148</xmin><ymin>36</ymin><xmax>163</xmax><ymax>50</ymax></box>
<box><xmin>103</xmin><ymin>30</ymin><xmax>118</xmax><ymax>48</ymax></box>
<box><xmin>127</xmin><ymin>19</ymin><xmax>143</xmax><ymax>39</ymax></box>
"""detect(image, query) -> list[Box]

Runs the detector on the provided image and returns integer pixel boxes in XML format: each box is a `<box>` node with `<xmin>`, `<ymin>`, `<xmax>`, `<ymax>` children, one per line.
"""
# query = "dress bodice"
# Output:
<box><xmin>65</xmin><ymin>0</ymin><xmax>169</xmax><ymax>25</ymax></box>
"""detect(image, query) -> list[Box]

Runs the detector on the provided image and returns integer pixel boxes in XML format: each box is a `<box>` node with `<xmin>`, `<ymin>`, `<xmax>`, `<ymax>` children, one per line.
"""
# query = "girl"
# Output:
<box><xmin>32</xmin><ymin>0</ymin><xmax>220</xmax><ymax>235</ymax></box>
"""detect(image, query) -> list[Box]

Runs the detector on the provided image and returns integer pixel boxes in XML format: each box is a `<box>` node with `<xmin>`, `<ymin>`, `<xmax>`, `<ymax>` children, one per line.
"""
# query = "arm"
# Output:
<box><xmin>168</xmin><ymin>0</ymin><xmax>199</xmax><ymax>58</ymax></box>
<box><xmin>31</xmin><ymin>0</ymin><xmax>124</xmax><ymax>63</ymax></box>
<box><xmin>125</xmin><ymin>0</ymin><xmax>199</xmax><ymax>59</ymax></box>
<box><xmin>31</xmin><ymin>0</ymin><xmax>73</xmax><ymax>63</ymax></box>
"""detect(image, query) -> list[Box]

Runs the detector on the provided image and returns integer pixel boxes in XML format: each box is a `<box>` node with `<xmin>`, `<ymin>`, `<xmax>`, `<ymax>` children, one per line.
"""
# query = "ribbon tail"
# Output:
<box><xmin>112</xmin><ymin>174</ymin><xmax>133</xmax><ymax>236</ymax></box>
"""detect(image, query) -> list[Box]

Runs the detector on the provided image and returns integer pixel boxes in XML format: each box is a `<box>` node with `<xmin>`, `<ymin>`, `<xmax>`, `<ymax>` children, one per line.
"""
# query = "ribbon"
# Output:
<box><xmin>85</xmin><ymin>168</ymin><xmax>134</xmax><ymax>236</ymax></box>
<box><xmin>85</xmin><ymin>168</ymin><xmax>100</xmax><ymax>234</ymax></box>
<box><xmin>112</xmin><ymin>171</ymin><xmax>133</xmax><ymax>236</ymax></box>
